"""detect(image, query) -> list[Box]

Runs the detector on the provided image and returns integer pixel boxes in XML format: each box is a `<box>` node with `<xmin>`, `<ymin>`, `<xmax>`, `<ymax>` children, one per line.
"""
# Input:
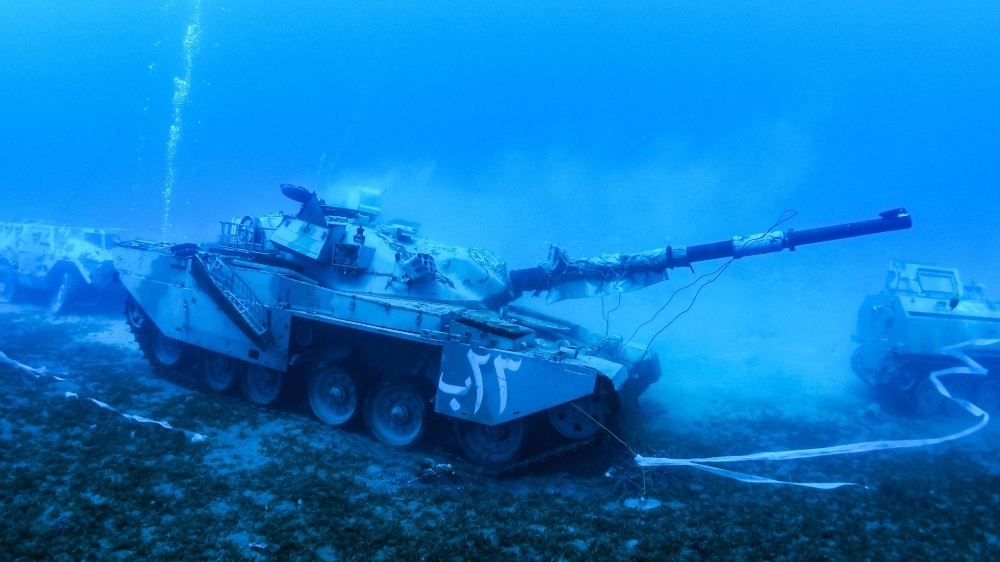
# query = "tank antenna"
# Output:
<box><xmin>57</xmin><ymin>131</ymin><xmax>122</xmax><ymax>223</ymax></box>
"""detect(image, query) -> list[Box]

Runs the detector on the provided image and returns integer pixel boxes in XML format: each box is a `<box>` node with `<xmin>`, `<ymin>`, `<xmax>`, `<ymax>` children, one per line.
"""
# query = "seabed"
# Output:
<box><xmin>1</xmin><ymin>302</ymin><xmax>999</xmax><ymax>560</ymax></box>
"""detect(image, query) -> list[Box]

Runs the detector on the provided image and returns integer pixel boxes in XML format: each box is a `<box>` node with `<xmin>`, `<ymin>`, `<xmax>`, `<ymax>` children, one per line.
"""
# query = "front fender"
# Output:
<box><xmin>434</xmin><ymin>342</ymin><xmax>597</xmax><ymax>425</ymax></box>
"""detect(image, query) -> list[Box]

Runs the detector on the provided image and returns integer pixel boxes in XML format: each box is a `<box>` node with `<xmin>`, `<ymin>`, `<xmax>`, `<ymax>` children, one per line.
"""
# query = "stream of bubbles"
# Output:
<box><xmin>162</xmin><ymin>0</ymin><xmax>202</xmax><ymax>240</ymax></box>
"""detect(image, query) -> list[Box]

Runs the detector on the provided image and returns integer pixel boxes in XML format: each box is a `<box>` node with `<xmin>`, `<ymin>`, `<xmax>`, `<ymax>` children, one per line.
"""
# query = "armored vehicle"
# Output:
<box><xmin>851</xmin><ymin>260</ymin><xmax>1000</xmax><ymax>415</ymax></box>
<box><xmin>0</xmin><ymin>222</ymin><xmax>122</xmax><ymax>313</ymax></box>
<box><xmin>113</xmin><ymin>185</ymin><xmax>911</xmax><ymax>468</ymax></box>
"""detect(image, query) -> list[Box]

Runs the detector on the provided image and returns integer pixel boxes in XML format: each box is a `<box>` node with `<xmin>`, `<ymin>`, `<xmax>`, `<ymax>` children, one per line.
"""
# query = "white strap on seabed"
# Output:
<box><xmin>636</xmin><ymin>339</ymin><xmax>999</xmax><ymax>489</ymax></box>
<box><xmin>0</xmin><ymin>350</ymin><xmax>67</xmax><ymax>380</ymax></box>
<box><xmin>1</xmin><ymin>350</ymin><xmax>207</xmax><ymax>443</ymax></box>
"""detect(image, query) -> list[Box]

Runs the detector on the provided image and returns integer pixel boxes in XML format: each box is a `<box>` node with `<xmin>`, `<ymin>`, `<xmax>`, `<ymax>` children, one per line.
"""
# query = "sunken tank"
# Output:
<box><xmin>851</xmin><ymin>260</ymin><xmax>1000</xmax><ymax>416</ymax></box>
<box><xmin>112</xmin><ymin>185</ymin><xmax>912</xmax><ymax>468</ymax></box>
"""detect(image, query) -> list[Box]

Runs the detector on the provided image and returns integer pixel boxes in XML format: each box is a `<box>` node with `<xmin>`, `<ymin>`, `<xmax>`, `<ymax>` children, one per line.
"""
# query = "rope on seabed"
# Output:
<box><xmin>583</xmin><ymin>339</ymin><xmax>997</xmax><ymax>490</ymax></box>
<box><xmin>0</xmin><ymin>350</ymin><xmax>207</xmax><ymax>442</ymax></box>
<box><xmin>572</xmin><ymin>402</ymin><xmax>647</xmax><ymax>497</ymax></box>
<box><xmin>0</xmin><ymin>350</ymin><xmax>67</xmax><ymax>380</ymax></box>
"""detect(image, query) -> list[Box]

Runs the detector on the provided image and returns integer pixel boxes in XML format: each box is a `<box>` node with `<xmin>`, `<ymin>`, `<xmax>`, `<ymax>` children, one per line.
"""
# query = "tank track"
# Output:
<box><xmin>125</xmin><ymin>296</ymin><xmax>200</xmax><ymax>386</ymax></box>
<box><xmin>487</xmin><ymin>436</ymin><xmax>599</xmax><ymax>476</ymax></box>
<box><xmin>126</xmin><ymin>296</ymin><xmax>156</xmax><ymax>364</ymax></box>
<box><xmin>853</xmin><ymin>345</ymin><xmax>1000</xmax><ymax>416</ymax></box>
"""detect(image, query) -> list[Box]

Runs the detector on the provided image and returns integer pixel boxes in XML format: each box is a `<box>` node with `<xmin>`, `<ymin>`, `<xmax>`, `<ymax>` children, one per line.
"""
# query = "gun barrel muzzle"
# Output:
<box><xmin>683</xmin><ymin>208</ymin><xmax>911</xmax><ymax>265</ymax></box>
<box><xmin>784</xmin><ymin>209</ymin><xmax>911</xmax><ymax>249</ymax></box>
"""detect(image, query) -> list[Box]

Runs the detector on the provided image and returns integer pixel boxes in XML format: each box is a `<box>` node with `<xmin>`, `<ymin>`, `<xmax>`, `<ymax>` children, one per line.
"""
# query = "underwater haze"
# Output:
<box><xmin>2</xmin><ymin>0</ymin><xmax>998</xmax><ymax>404</ymax></box>
<box><xmin>2</xmin><ymin>0</ymin><xmax>1000</xmax><ymax>559</ymax></box>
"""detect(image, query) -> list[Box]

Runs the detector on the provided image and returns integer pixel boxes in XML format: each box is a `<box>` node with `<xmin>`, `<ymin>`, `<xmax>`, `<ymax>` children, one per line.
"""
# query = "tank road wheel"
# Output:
<box><xmin>910</xmin><ymin>378</ymin><xmax>944</xmax><ymax>416</ymax></box>
<box><xmin>0</xmin><ymin>264</ymin><xmax>17</xmax><ymax>303</ymax></box>
<box><xmin>364</xmin><ymin>380</ymin><xmax>425</xmax><ymax>448</ymax></box>
<box><xmin>455</xmin><ymin>418</ymin><xmax>526</xmax><ymax>468</ymax></box>
<box><xmin>125</xmin><ymin>300</ymin><xmax>191</xmax><ymax>372</ymax></box>
<box><xmin>974</xmin><ymin>380</ymin><xmax>1000</xmax><ymax>415</ymax></box>
<box><xmin>849</xmin><ymin>346</ymin><xmax>879</xmax><ymax>387</ymax></box>
<box><xmin>242</xmin><ymin>364</ymin><xmax>284</xmax><ymax>406</ymax></box>
<box><xmin>547</xmin><ymin>393</ymin><xmax>610</xmax><ymax>440</ymax></box>
<box><xmin>50</xmin><ymin>270</ymin><xmax>82</xmax><ymax>314</ymax></box>
<box><xmin>151</xmin><ymin>329</ymin><xmax>192</xmax><ymax>368</ymax></box>
<box><xmin>307</xmin><ymin>365</ymin><xmax>358</xmax><ymax>426</ymax></box>
<box><xmin>202</xmin><ymin>352</ymin><xmax>240</xmax><ymax>393</ymax></box>
<box><xmin>124</xmin><ymin>295</ymin><xmax>147</xmax><ymax>329</ymax></box>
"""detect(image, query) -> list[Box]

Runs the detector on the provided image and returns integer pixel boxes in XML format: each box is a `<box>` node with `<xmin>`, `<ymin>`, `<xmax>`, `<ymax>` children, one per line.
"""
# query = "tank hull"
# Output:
<box><xmin>113</xmin><ymin>240</ymin><xmax>644</xmax><ymax>468</ymax></box>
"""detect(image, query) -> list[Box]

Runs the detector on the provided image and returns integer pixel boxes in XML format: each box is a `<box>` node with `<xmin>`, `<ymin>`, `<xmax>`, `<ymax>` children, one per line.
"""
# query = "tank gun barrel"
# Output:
<box><xmin>509</xmin><ymin>208</ymin><xmax>912</xmax><ymax>302</ymax></box>
<box><xmin>680</xmin><ymin>207</ymin><xmax>912</xmax><ymax>265</ymax></box>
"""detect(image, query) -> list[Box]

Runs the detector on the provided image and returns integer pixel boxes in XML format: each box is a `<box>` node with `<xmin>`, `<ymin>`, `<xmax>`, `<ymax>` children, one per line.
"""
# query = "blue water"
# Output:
<box><xmin>1</xmin><ymin>1</ymin><xmax>999</xmax><ymax>556</ymax></box>
<box><xmin>1</xmin><ymin>1</ymin><xmax>996</xmax><ymax>250</ymax></box>
<box><xmin>2</xmin><ymin>0</ymin><xmax>998</xmax><ymax>414</ymax></box>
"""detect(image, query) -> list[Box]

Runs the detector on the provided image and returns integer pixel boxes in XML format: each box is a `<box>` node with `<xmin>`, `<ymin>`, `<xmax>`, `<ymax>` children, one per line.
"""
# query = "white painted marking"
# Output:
<box><xmin>466</xmin><ymin>349</ymin><xmax>490</xmax><ymax>414</ymax></box>
<box><xmin>493</xmin><ymin>356</ymin><xmax>521</xmax><ymax>414</ymax></box>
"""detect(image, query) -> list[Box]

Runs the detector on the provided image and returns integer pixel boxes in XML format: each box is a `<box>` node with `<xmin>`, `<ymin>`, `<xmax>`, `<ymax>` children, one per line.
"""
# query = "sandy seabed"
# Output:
<box><xmin>1</xmin><ymin>302</ymin><xmax>998</xmax><ymax>561</ymax></box>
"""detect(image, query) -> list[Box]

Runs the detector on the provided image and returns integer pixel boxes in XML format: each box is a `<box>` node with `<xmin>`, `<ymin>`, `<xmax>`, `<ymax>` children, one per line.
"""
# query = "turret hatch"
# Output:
<box><xmin>270</xmin><ymin>217</ymin><xmax>334</xmax><ymax>261</ymax></box>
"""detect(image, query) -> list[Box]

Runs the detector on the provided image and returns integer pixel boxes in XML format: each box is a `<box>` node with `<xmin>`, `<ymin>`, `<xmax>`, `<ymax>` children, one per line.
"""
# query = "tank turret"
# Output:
<box><xmin>112</xmin><ymin>185</ymin><xmax>912</xmax><ymax>469</ymax></box>
<box><xmin>221</xmin><ymin>185</ymin><xmax>911</xmax><ymax>310</ymax></box>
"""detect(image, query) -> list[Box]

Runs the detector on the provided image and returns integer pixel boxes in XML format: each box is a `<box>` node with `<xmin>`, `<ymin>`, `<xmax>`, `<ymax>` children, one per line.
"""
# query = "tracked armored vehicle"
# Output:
<box><xmin>0</xmin><ymin>222</ymin><xmax>122</xmax><ymax>313</ymax></box>
<box><xmin>851</xmin><ymin>260</ymin><xmax>1000</xmax><ymax>415</ymax></box>
<box><xmin>113</xmin><ymin>185</ymin><xmax>911</xmax><ymax>468</ymax></box>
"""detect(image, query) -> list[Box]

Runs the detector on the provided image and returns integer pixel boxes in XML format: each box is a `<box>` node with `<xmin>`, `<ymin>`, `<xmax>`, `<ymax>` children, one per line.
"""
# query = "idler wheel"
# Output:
<box><xmin>0</xmin><ymin>264</ymin><xmax>17</xmax><ymax>303</ymax></box>
<box><xmin>202</xmin><ymin>352</ymin><xmax>240</xmax><ymax>393</ymax></box>
<box><xmin>547</xmin><ymin>393</ymin><xmax>609</xmax><ymax>440</ymax></box>
<box><xmin>151</xmin><ymin>329</ymin><xmax>191</xmax><ymax>368</ymax></box>
<box><xmin>124</xmin><ymin>295</ymin><xmax>147</xmax><ymax>329</ymax></box>
<box><xmin>974</xmin><ymin>380</ymin><xmax>1000</xmax><ymax>415</ymax></box>
<box><xmin>364</xmin><ymin>380</ymin><xmax>425</xmax><ymax>447</ymax></box>
<box><xmin>308</xmin><ymin>365</ymin><xmax>358</xmax><ymax>426</ymax></box>
<box><xmin>242</xmin><ymin>364</ymin><xmax>284</xmax><ymax>406</ymax></box>
<box><xmin>455</xmin><ymin>418</ymin><xmax>526</xmax><ymax>468</ymax></box>
<box><xmin>910</xmin><ymin>378</ymin><xmax>944</xmax><ymax>416</ymax></box>
<box><xmin>50</xmin><ymin>270</ymin><xmax>82</xmax><ymax>314</ymax></box>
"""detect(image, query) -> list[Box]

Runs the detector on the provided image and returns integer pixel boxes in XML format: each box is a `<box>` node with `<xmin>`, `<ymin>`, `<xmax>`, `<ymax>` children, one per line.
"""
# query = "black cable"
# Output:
<box><xmin>622</xmin><ymin>263</ymin><xmax>727</xmax><ymax>350</ymax></box>
<box><xmin>631</xmin><ymin>259</ymin><xmax>734</xmax><ymax>365</ymax></box>
<box><xmin>57</xmin><ymin>131</ymin><xmax>123</xmax><ymax>223</ymax></box>
<box><xmin>602</xmin><ymin>291</ymin><xmax>622</xmax><ymax>341</ymax></box>
<box><xmin>587</xmin><ymin>292</ymin><xmax>626</xmax><ymax>354</ymax></box>
<box><xmin>624</xmin><ymin>209</ymin><xmax>798</xmax><ymax>364</ymax></box>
